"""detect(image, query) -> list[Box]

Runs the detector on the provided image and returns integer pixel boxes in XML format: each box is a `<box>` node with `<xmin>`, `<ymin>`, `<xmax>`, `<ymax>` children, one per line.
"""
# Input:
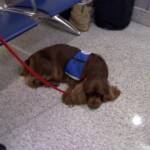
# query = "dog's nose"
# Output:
<box><xmin>87</xmin><ymin>98</ymin><xmax>102</xmax><ymax>109</ymax></box>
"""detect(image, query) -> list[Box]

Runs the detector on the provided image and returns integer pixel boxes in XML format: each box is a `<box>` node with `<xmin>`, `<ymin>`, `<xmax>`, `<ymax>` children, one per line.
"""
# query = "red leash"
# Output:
<box><xmin>0</xmin><ymin>36</ymin><xmax>66</xmax><ymax>94</ymax></box>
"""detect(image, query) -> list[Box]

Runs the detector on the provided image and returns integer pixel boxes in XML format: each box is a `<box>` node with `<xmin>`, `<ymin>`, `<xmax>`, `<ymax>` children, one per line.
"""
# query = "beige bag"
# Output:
<box><xmin>69</xmin><ymin>4</ymin><xmax>92</xmax><ymax>32</ymax></box>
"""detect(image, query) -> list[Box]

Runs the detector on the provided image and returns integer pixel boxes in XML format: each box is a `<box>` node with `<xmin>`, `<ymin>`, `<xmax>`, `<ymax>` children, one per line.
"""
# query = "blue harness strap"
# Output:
<box><xmin>65</xmin><ymin>51</ymin><xmax>91</xmax><ymax>80</ymax></box>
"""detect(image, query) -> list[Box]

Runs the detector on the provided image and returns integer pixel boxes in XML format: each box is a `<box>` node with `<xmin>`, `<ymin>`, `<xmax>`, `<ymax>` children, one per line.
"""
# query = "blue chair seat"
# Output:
<box><xmin>15</xmin><ymin>0</ymin><xmax>81</xmax><ymax>16</ymax></box>
<box><xmin>0</xmin><ymin>10</ymin><xmax>38</xmax><ymax>42</ymax></box>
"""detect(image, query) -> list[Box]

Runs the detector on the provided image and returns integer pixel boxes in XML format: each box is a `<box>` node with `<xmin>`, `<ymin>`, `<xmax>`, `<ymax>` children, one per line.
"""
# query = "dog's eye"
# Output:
<box><xmin>86</xmin><ymin>93</ymin><xmax>94</xmax><ymax>97</ymax></box>
<box><xmin>86</xmin><ymin>92</ymin><xmax>103</xmax><ymax>98</ymax></box>
<box><xmin>95</xmin><ymin>93</ymin><xmax>102</xmax><ymax>97</ymax></box>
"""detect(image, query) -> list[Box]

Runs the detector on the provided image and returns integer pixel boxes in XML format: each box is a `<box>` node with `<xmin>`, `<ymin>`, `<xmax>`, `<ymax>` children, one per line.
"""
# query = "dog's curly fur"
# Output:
<box><xmin>20</xmin><ymin>44</ymin><xmax>121</xmax><ymax>109</ymax></box>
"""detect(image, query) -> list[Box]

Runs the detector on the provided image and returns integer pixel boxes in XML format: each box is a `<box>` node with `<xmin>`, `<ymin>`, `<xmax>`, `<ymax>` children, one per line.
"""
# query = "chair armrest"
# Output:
<box><xmin>3</xmin><ymin>0</ymin><xmax>37</xmax><ymax>16</ymax></box>
<box><xmin>2</xmin><ymin>0</ymin><xmax>37</xmax><ymax>13</ymax></box>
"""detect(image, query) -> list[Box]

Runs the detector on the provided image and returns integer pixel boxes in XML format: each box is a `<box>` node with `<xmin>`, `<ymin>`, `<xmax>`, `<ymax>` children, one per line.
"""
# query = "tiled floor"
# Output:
<box><xmin>0</xmin><ymin>22</ymin><xmax>150</xmax><ymax>150</ymax></box>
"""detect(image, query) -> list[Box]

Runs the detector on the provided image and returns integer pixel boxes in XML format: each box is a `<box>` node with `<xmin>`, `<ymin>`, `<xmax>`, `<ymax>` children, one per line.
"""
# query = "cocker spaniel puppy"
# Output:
<box><xmin>21</xmin><ymin>44</ymin><xmax>121</xmax><ymax>109</ymax></box>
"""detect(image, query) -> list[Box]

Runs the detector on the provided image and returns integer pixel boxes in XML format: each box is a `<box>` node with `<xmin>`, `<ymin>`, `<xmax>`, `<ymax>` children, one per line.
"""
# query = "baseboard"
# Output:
<box><xmin>132</xmin><ymin>6</ymin><xmax>150</xmax><ymax>27</ymax></box>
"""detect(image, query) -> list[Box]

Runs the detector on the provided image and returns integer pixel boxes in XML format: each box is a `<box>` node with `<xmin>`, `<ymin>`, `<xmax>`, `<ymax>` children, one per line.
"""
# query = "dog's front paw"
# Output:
<box><xmin>25</xmin><ymin>77</ymin><xmax>42</xmax><ymax>89</ymax></box>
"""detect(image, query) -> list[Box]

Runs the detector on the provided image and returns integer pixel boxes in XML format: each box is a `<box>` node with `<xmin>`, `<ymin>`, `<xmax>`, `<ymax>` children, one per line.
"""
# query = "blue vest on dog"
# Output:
<box><xmin>65</xmin><ymin>51</ymin><xmax>91</xmax><ymax>80</ymax></box>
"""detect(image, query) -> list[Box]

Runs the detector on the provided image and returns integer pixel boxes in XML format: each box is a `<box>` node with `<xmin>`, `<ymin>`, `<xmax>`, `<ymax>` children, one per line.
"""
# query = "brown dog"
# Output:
<box><xmin>21</xmin><ymin>44</ymin><xmax>120</xmax><ymax>109</ymax></box>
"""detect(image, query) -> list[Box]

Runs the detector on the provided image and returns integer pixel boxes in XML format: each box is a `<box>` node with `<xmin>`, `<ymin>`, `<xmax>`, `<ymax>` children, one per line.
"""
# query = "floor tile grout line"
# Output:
<box><xmin>10</xmin><ymin>44</ymin><xmax>32</xmax><ymax>56</ymax></box>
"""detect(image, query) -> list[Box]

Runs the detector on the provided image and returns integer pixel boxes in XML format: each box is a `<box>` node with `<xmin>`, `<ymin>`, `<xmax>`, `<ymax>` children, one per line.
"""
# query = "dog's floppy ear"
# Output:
<box><xmin>83</xmin><ymin>78</ymin><xmax>120</xmax><ymax>102</ymax></box>
<box><xmin>103</xmin><ymin>85</ymin><xmax>121</xmax><ymax>102</ymax></box>
<box><xmin>83</xmin><ymin>78</ymin><xmax>108</xmax><ymax>95</ymax></box>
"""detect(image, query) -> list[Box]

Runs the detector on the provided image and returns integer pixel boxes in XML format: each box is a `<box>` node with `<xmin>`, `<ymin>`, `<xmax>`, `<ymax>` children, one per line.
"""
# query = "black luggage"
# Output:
<box><xmin>93</xmin><ymin>0</ymin><xmax>135</xmax><ymax>30</ymax></box>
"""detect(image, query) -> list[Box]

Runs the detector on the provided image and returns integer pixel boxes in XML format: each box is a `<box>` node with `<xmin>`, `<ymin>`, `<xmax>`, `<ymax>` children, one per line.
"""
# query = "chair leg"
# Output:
<box><xmin>52</xmin><ymin>15</ymin><xmax>80</xmax><ymax>36</ymax></box>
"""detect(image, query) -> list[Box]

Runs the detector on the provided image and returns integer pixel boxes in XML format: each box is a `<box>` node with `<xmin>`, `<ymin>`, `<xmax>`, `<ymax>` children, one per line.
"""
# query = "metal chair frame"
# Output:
<box><xmin>0</xmin><ymin>0</ymin><xmax>80</xmax><ymax>35</ymax></box>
